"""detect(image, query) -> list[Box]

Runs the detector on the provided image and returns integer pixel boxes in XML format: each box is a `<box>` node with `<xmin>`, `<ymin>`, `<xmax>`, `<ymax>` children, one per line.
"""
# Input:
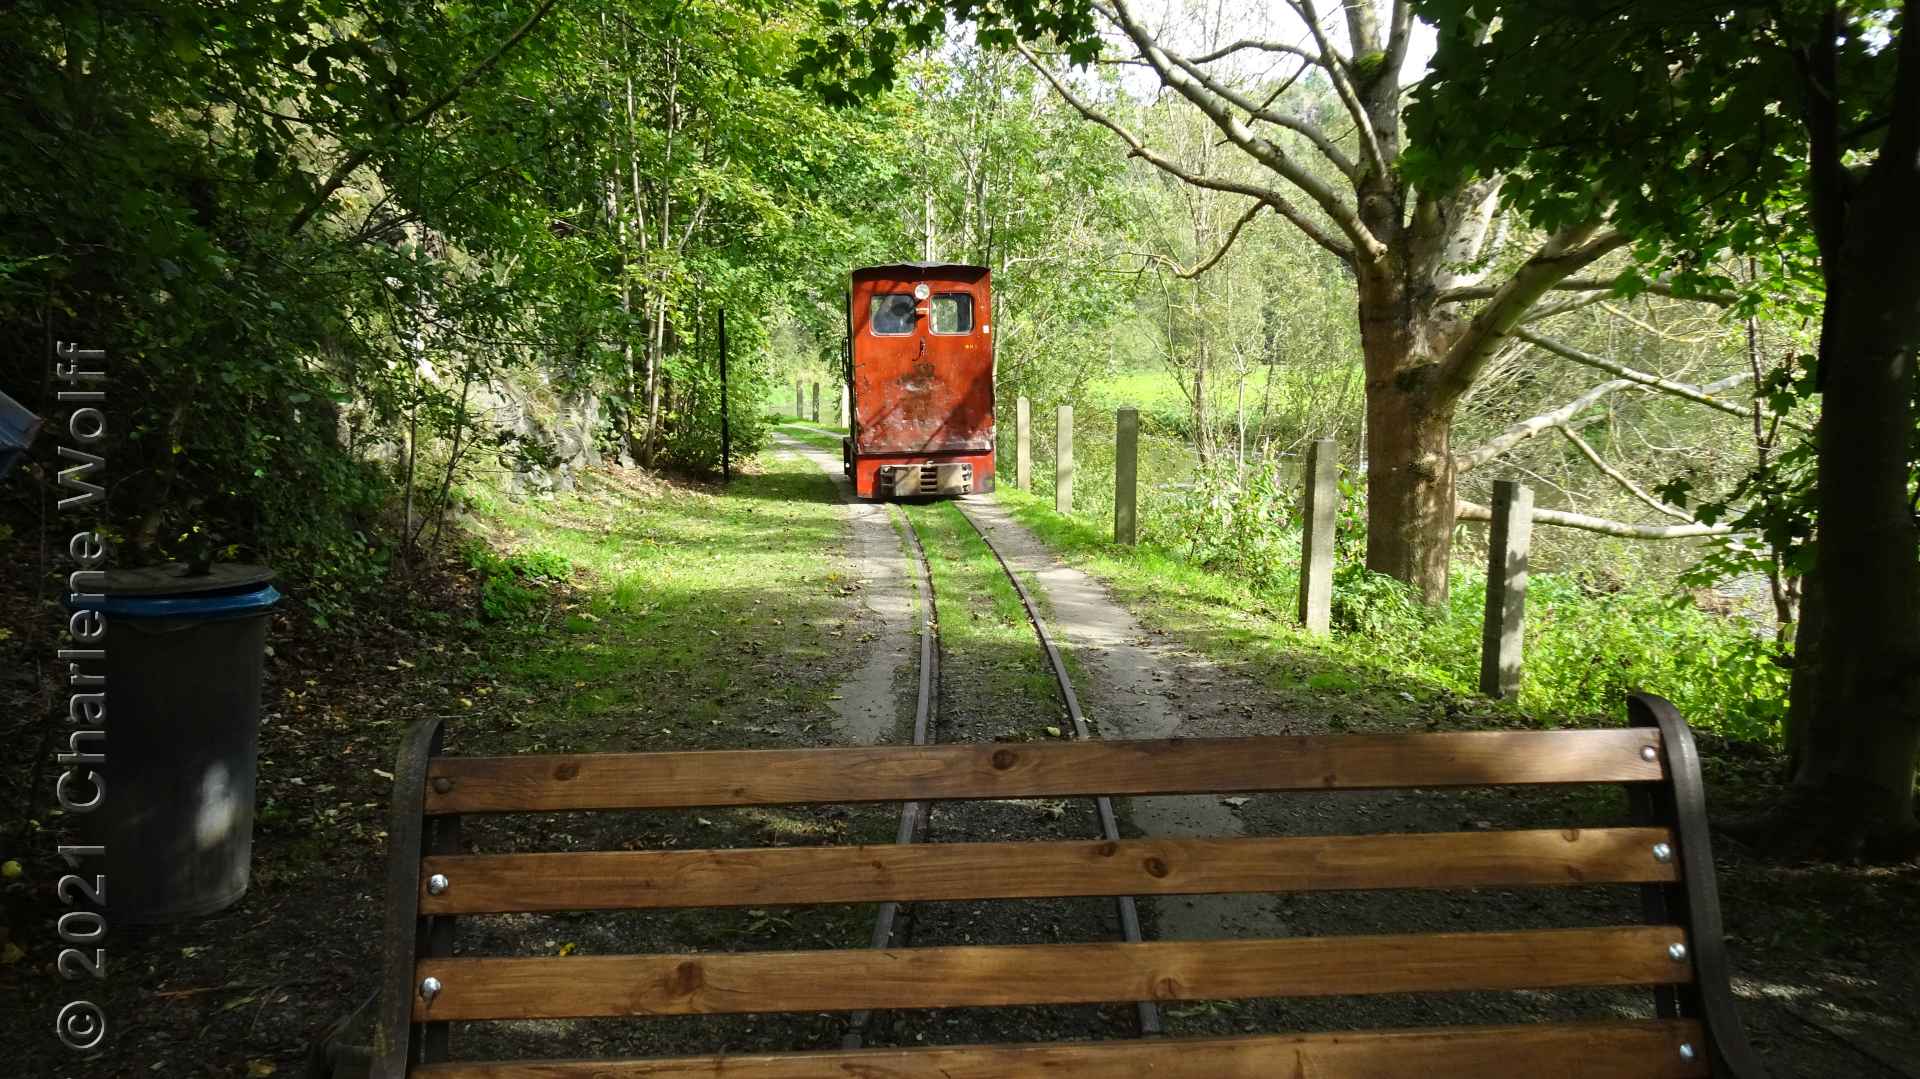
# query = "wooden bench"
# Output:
<box><xmin>336</xmin><ymin>691</ymin><xmax>1765</xmax><ymax>1077</ymax></box>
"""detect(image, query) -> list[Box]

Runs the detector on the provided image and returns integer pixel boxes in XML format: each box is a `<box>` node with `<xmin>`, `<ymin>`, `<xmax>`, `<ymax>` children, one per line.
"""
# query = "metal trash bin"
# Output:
<box><xmin>69</xmin><ymin>564</ymin><xmax>281</xmax><ymax>923</ymax></box>
<box><xmin>0</xmin><ymin>385</ymin><xmax>41</xmax><ymax>480</ymax></box>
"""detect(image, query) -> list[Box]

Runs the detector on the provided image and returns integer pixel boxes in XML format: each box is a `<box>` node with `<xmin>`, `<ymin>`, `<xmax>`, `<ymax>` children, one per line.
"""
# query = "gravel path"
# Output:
<box><xmin>772</xmin><ymin>432</ymin><xmax>916</xmax><ymax>745</ymax></box>
<box><xmin>957</xmin><ymin>495</ymin><xmax>1286</xmax><ymax>945</ymax></box>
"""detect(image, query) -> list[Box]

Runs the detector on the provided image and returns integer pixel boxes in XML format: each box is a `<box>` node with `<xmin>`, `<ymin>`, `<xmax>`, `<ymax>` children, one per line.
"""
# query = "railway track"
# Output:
<box><xmin>842</xmin><ymin>499</ymin><xmax>1161</xmax><ymax>1050</ymax></box>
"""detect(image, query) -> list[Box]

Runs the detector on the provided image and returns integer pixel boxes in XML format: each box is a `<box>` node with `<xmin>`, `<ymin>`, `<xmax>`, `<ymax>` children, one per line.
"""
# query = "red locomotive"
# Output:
<box><xmin>841</xmin><ymin>263</ymin><xmax>996</xmax><ymax>499</ymax></box>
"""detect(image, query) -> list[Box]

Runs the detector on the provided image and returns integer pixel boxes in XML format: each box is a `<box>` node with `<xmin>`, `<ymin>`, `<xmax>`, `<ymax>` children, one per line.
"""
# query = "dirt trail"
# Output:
<box><xmin>772</xmin><ymin>431</ymin><xmax>915</xmax><ymax>745</ymax></box>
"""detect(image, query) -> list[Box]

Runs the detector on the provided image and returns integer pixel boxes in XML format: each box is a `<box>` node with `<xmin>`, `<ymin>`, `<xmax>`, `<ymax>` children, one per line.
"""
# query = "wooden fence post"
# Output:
<box><xmin>718</xmin><ymin>308</ymin><xmax>730</xmax><ymax>483</ymax></box>
<box><xmin>1016</xmin><ymin>396</ymin><xmax>1032</xmax><ymax>491</ymax></box>
<box><xmin>794</xmin><ymin>380</ymin><xmax>803</xmax><ymax>418</ymax></box>
<box><xmin>1055</xmin><ymin>405</ymin><xmax>1074</xmax><ymax>514</ymax></box>
<box><xmin>1479</xmin><ymin>479</ymin><xmax>1534</xmax><ymax>698</ymax></box>
<box><xmin>1115</xmin><ymin>407</ymin><xmax>1139</xmax><ymax>545</ymax></box>
<box><xmin>811</xmin><ymin>382</ymin><xmax>820</xmax><ymax>422</ymax></box>
<box><xmin>840</xmin><ymin>383</ymin><xmax>851</xmax><ymax>427</ymax></box>
<box><xmin>1296</xmin><ymin>438</ymin><xmax>1337</xmax><ymax>636</ymax></box>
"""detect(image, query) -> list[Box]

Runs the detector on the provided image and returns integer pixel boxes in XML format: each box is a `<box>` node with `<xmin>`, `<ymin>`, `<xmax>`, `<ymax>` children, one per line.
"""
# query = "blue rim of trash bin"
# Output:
<box><xmin>70</xmin><ymin>584</ymin><xmax>282</xmax><ymax>619</ymax></box>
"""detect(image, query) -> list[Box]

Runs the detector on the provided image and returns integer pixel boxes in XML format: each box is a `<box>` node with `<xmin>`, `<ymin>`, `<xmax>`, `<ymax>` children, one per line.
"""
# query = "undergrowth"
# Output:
<box><xmin>997</xmin><ymin>473</ymin><xmax>1789</xmax><ymax>745</ymax></box>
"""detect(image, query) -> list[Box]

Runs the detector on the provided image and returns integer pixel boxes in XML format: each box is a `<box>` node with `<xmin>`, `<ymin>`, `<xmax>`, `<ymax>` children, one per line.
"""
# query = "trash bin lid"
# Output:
<box><xmin>92</xmin><ymin>563</ymin><xmax>275</xmax><ymax>596</ymax></box>
<box><xmin>68</xmin><ymin>563</ymin><xmax>281</xmax><ymax>619</ymax></box>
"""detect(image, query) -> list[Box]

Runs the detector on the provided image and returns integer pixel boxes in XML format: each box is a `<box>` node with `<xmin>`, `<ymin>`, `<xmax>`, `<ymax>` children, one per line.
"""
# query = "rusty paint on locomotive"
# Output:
<box><xmin>845</xmin><ymin>263</ymin><xmax>996</xmax><ymax>499</ymax></box>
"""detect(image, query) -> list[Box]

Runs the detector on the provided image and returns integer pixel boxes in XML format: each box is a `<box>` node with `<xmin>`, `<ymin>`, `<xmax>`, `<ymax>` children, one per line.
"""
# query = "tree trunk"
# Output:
<box><xmin>1357</xmin><ymin>282</ymin><xmax>1458</xmax><ymax>604</ymax></box>
<box><xmin>1783</xmin><ymin>564</ymin><xmax>1823</xmax><ymax>775</ymax></box>
<box><xmin>1776</xmin><ymin>15</ymin><xmax>1920</xmax><ymax>854</ymax></box>
<box><xmin>1235</xmin><ymin>374</ymin><xmax>1246</xmax><ymax>477</ymax></box>
<box><xmin>1788</xmin><ymin>246</ymin><xmax>1920</xmax><ymax>854</ymax></box>
<box><xmin>1191</xmin><ymin>335</ymin><xmax>1209</xmax><ymax>462</ymax></box>
<box><xmin>1363</xmin><ymin>369</ymin><xmax>1456</xmax><ymax>605</ymax></box>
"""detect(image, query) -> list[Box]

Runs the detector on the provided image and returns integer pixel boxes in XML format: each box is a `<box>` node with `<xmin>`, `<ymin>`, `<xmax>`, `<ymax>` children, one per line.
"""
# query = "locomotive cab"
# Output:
<box><xmin>843</xmin><ymin>263</ymin><xmax>996</xmax><ymax>500</ymax></box>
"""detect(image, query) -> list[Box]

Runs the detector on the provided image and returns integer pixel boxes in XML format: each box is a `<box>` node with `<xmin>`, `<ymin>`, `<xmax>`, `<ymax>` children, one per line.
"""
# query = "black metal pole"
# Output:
<box><xmin>718</xmin><ymin>307</ymin><xmax>730</xmax><ymax>483</ymax></box>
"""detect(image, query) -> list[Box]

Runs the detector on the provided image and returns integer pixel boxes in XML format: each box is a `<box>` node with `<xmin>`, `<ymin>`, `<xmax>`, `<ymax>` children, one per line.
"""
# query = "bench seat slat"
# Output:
<box><xmin>424</xmin><ymin>729</ymin><xmax>1665</xmax><ymax>814</ymax></box>
<box><xmin>420</xmin><ymin>827</ymin><xmax>1679</xmax><ymax>914</ymax></box>
<box><xmin>407</xmin><ymin>1020</ymin><xmax>1710</xmax><ymax>1078</ymax></box>
<box><xmin>413</xmin><ymin>926</ymin><xmax>1691</xmax><ymax>1022</ymax></box>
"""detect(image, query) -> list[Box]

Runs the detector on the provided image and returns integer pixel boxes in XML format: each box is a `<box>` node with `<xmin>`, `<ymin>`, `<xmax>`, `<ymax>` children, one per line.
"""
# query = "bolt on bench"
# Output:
<box><xmin>326</xmin><ymin>692</ymin><xmax>1765</xmax><ymax>1078</ymax></box>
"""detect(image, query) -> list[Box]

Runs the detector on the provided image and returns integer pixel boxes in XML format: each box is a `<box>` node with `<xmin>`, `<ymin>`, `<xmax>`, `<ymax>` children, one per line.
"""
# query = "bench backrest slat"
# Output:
<box><xmin>368</xmin><ymin>695</ymin><xmax>1766</xmax><ymax>1078</ymax></box>
<box><xmin>424</xmin><ymin>729</ymin><xmax>1666</xmax><ymax>814</ymax></box>
<box><xmin>407</xmin><ymin>1020</ymin><xmax>1711</xmax><ymax>1079</ymax></box>
<box><xmin>412</xmin><ymin>926</ymin><xmax>1693</xmax><ymax>1023</ymax></box>
<box><xmin>417</xmin><ymin>827</ymin><xmax>1679</xmax><ymax>915</ymax></box>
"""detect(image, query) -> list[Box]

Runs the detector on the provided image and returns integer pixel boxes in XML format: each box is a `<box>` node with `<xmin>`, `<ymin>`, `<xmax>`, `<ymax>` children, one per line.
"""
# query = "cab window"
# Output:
<box><xmin>930</xmin><ymin>293</ymin><xmax>974</xmax><ymax>334</ymax></box>
<box><xmin>869</xmin><ymin>293</ymin><xmax>916</xmax><ymax>335</ymax></box>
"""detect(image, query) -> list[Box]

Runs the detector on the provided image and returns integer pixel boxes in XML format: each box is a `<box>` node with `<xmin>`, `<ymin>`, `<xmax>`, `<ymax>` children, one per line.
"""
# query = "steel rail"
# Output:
<box><xmin>842</xmin><ymin>505</ymin><xmax>940</xmax><ymax>1050</ymax></box>
<box><xmin>951</xmin><ymin>499</ymin><xmax>1164</xmax><ymax>1038</ymax></box>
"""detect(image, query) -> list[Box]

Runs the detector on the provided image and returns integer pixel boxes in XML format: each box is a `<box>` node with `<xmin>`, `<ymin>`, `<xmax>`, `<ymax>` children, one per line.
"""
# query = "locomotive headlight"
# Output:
<box><xmin>913</xmin><ymin>283</ymin><xmax>931</xmax><ymax>301</ymax></box>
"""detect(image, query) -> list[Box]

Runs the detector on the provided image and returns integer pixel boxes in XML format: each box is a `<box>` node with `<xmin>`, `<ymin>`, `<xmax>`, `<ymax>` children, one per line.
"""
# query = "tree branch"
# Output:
<box><xmin>1437</xmin><ymin>273</ymin><xmax>1737</xmax><ymax>306</ymax></box>
<box><xmin>1520</xmin><ymin>291</ymin><xmax>1613</xmax><ymax>324</ymax></box>
<box><xmin>1100</xmin><ymin>0</ymin><xmax>1383</xmax><ymax>261</ymax></box>
<box><xmin>1559</xmin><ymin>427</ymin><xmax>1694</xmax><ymax>520</ymax></box>
<box><xmin>1434</xmin><ymin>223</ymin><xmax>1629</xmax><ymax>399</ymax></box>
<box><xmin>1511</xmin><ymin>328</ymin><xmax>1808</xmax><ymax>431</ymax></box>
<box><xmin>1156</xmin><ymin>48</ymin><xmax>1358</xmax><ymax>180</ymax></box>
<box><xmin>1383</xmin><ymin>0</ymin><xmax>1415</xmax><ymax>82</ymax></box>
<box><xmin>286</xmin><ymin>0</ymin><xmax>563</xmax><ymax>235</ymax></box>
<box><xmin>1187</xmin><ymin>38</ymin><xmax>1325</xmax><ymax>67</ymax></box>
<box><xmin>1136</xmin><ymin>199</ymin><xmax>1270</xmax><ymax>279</ymax></box>
<box><xmin>1453</xmin><ymin>378</ymin><xmax>1635</xmax><ymax>473</ymax></box>
<box><xmin>1287</xmin><ymin>0</ymin><xmax>1391</xmax><ymax>183</ymax></box>
<box><xmin>1015</xmin><ymin>42</ymin><xmax>1357</xmax><ymax>264</ymax></box>
<box><xmin>1456</xmin><ymin>500</ymin><xmax>1737</xmax><ymax>538</ymax></box>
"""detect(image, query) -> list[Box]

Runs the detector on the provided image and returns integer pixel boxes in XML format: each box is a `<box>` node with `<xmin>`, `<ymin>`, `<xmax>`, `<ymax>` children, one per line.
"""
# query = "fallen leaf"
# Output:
<box><xmin>247</xmin><ymin>1060</ymin><xmax>276</xmax><ymax>1077</ymax></box>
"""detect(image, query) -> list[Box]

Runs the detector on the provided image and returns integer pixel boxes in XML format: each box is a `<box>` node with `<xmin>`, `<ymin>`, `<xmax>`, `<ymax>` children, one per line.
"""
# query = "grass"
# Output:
<box><xmin>990</xmin><ymin>484</ymin><xmax>1789</xmax><ymax>743</ymax></box>
<box><xmin>901</xmin><ymin>500</ymin><xmax>1073</xmax><ymax>740</ymax></box>
<box><xmin>461</xmin><ymin>450</ymin><xmax>860</xmax><ymax>752</ymax></box>
<box><xmin>773</xmin><ymin>418</ymin><xmax>845</xmax><ymax>453</ymax></box>
<box><xmin>431</xmin><ymin>447</ymin><xmax>901</xmax><ymax>1057</ymax></box>
<box><xmin>1083</xmin><ymin>369</ymin><xmax>1192</xmax><ymax>417</ymax></box>
<box><xmin>990</xmin><ymin>486</ymin><xmax>1450</xmax><ymax>722</ymax></box>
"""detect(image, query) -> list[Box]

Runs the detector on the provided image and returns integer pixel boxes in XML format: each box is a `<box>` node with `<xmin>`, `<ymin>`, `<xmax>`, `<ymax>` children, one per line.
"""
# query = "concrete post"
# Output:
<box><xmin>794</xmin><ymin>380</ymin><xmax>803</xmax><ymax>418</ymax></box>
<box><xmin>1016</xmin><ymin>396</ymin><xmax>1032</xmax><ymax>491</ymax></box>
<box><xmin>1479</xmin><ymin>479</ymin><xmax>1534</xmax><ymax>698</ymax></box>
<box><xmin>1054</xmin><ymin>405</ymin><xmax>1074</xmax><ymax>514</ymax></box>
<box><xmin>1115</xmin><ymin>407</ymin><xmax>1139</xmax><ymax>545</ymax></box>
<box><xmin>1296</xmin><ymin>438</ymin><xmax>1337</xmax><ymax>636</ymax></box>
<box><xmin>840</xmin><ymin>384</ymin><xmax>851</xmax><ymax>427</ymax></box>
<box><xmin>810</xmin><ymin>382</ymin><xmax>820</xmax><ymax>422</ymax></box>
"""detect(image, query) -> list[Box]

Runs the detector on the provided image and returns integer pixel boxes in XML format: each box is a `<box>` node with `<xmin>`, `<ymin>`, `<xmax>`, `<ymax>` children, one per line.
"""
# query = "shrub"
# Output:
<box><xmin>464</xmin><ymin>542</ymin><xmax>571</xmax><ymax>622</ymax></box>
<box><xmin>1127</xmin><ymin>494</ymin><xmax>1789</xmax><ymax>744</ymax></box>
<box><xmin>1148</xmin><ymin>459</ymin><xmax>1299</xmax><ymax>592</ymax></box>
<box><xmin>1329</xmin><ymin>563</ymin><xmax>1427</xmax><ymax>638</ymax></box>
